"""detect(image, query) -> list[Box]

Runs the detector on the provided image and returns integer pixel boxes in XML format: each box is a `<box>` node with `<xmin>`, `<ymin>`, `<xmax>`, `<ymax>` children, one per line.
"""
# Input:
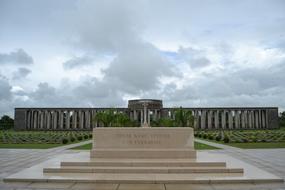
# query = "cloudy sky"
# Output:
<box><xmin>0</xmin><ymin>0</ymin><xmax>285</xmax><ymax>117</ymax></box>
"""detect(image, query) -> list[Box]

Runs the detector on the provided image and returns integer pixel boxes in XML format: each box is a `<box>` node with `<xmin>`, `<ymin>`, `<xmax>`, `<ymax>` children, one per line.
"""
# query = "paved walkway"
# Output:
<box><xmin>195</xmin><ymin>138</ymin><xmax>285</xmax><ymax>179</ymax></box>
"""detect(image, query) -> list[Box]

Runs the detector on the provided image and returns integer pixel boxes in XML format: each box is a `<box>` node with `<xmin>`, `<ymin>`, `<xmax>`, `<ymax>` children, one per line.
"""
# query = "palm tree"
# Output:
<box><xmin>173</xmin><ymin>107</ymin><xmax>194</xmax><ymax>127</ymax></box>
<box><xmin>93</xmin><ymin>109</ymin><xmax>116</xmax><ymax>127</ymax></box>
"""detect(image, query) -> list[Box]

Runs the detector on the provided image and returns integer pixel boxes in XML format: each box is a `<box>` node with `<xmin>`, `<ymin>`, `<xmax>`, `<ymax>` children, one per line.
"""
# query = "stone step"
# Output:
<box><xmin>43</xmin><ymin>166</ymin><xmax>243</xmax><ymax>174</ymax></box>
<box><xmin>61</xmin><ymin>160</ymin><xmax>226</xmax><ymax>167</ymax></box>
<box><xmin>91</xmin><ymin>148</ymin><xmax>197</xmax><ymax>159</ymax></box>
<box><xmin>5</xmin><ymin>173</ymin><xmax>283</xmax><ymax>184</ymax></box>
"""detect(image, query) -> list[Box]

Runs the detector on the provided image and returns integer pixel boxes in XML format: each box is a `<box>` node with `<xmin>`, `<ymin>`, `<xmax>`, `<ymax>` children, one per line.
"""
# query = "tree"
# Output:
<box><xmin>0</xmin><ymin>115</ymin><xmax>14</xmax><ymax>130</ymax></box>
<box><xmin>173</xmin><ymin>107</ymin><xmax>194</xmax><ymax>127</ymax></box>
<box><xmin>93</xmin><ymin>110</ymin><xmax>134</xmax><ymax>127</ymax></box>
<box><xmin>93</xmin><ymin>110</ymin><xmax>116</xmax><ymax>127</ymax></box>
<box><xmin>157</xmin><ymin>118</ymin><xmax>174</xmax><ymax>127</ymax></box>
<box><xmin>279</xmin><ymin>111</ymin><xmax>285</xmax><ymax>128</ymax></box>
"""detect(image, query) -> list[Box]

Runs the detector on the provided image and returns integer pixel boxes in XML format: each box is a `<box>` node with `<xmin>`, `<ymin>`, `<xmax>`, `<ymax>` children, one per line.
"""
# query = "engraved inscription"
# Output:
<box><xmin>115</xmin><ymin>133</ymin><xmax>170</xmax><ymax>145</ymax></box>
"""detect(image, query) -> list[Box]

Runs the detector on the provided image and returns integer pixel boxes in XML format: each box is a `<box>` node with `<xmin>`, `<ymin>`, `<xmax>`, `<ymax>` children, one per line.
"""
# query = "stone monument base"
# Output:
<box><xmin>90</xmin><ymin>127</ymin><xmax>196</xmax><ymax>159</ymax></box>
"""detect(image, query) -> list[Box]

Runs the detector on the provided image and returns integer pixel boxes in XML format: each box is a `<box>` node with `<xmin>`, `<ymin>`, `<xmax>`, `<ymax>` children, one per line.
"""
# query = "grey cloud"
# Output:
<box><xmin>178</xmin><ymin>47</ymin><xmax>211</xmax><ymax>68</ymax></box>
<box><xmin>63</xmin><ymin>56</ymin><xmax>93</xmax><ymax>70</ymax></box>
<box><xmin>164</xmin><ymin>59</ymin><xmax>285</xmax><ymax>109</ymax></box>
<box><xmin>0</xmin><ymin>49</ymin><xmax>33</xmax><ymax>65</ymax></box>
<box><xmin>103</xmin><ymin>43</ymin><xmax>179</xmax><ymax>94</ymax></box>
<box><xmin>0</xmin><ymin>75</ymin><xmax>12</xmax><ymax>100</ymax></box>
<box><xmin>65</xmin><ymin>0</ymin><xmax>142</xmax><ymax>53</ymax></box>
<box><xmin>12</xmin><ymin>67</ymin><xmax>31</xmax><ymax>80</ymax></box>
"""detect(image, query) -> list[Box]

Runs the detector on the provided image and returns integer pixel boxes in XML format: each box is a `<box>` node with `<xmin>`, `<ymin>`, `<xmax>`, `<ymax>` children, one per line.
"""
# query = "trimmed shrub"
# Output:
<box><xmin>70</xmin><ymin>137</ymin><xmax>76</xmax><ymax>142</ymax></box>
<box><xmin>77</xmin><ymin>136</ymin><xmax>83</xmax><ymax>141</ymax></box>
<box><xmin>62</xmin><ymin>138</ymin><xmax>69</xmax><ymax>144</ymax></box>
<box><xmin>215</xmin><ymin>135</ymin><xmax>222</xmax><ymax>141</ymax></box>
<box><xmin>208</xmin><ymin>135</ymin><xmax>214</xmax><ymax>140</ymax></box>
<box><xmin>223</xmin><ymin>135</ymin><xmax>230</xmax><ymax>143</ymax></box>
<box><xmin>84</xmin><ymin>135</ymin><xmax>89</xmax><ymax>139</ymax></box>
<box><xmin>202</xmin><ymin>134</ymin><xmax>208</xmax><ymax>139</ymax></box>
<box><xmin>89</xmin><ymin>134</ymin><xmax>92</xmax><ymax>138</ymax></box>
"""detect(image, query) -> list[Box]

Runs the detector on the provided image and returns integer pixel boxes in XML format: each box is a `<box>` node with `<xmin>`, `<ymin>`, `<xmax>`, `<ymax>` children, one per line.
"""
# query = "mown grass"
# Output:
<box><xmin>0</xmin><ymin>143</ymin><xmax>62</xmax><ymax>149</ymax></box>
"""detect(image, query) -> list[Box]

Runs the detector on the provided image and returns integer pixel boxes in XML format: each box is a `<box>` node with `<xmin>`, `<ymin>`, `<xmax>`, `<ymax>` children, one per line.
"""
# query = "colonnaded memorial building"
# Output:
<box><xmin>14</xmin><ymin>99</ymin><xmax>279</xmax><ymax>130</ymax></box>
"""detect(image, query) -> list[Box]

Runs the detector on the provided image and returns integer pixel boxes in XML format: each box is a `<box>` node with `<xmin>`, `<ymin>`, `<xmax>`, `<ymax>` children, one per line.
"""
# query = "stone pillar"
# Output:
<box><xmin>208</xmin><ymin>110</ymin><xmax>212</xmax><ymax>129</ymax></box>
<box><xmin>221</xmin><ymin>110</ymin><xmax>226</xmax><ymax>129</ymax></box>
<box><xmin>265</xmin><ymin>109</ymin><xmax>269</xmax><ymax>128</ymax></box>
<box><xmin>140</xmin><ymin>109</ymin><xmax>143</xmax><ymax>126</ymax></box>
<box><xmin>79</xmin><ymin>110</ymin><xmax>84</xmax><ymax>129</ymax></box>
<box><xmin>241</xmin><ymin>111</ymin><xmax>246</xmax><ymax>129</ymax></box>
<box><xmin>255</xmin><ymin>110</ymin><xmax>259</xmax><ymax>129</ymax></box>
<box><xmin>148</xmin><ymin>109</ymin><xmax>151</xmax><ymax>125</ymax></box>
<box><xmin>86</xmin><ymin>110</ymin><xmax>90</xmax><ymax>130</ymax></box>
<box><xmin>53</xmin><ymin>111</ymin><xmax>58</xmax><ymax>130</ymax></box>
<box><xmin>73</xmin><ymin>111</ymin><xmax>77</xmax><ymax>129</ymax></box>
<box><xmin>262</xmin><ymin>110</ymin><xmax>266</xmax><ymax>128</ymax></box>
<box><xmin>258</xmin><ymin>110</ymin><xmax>262</xmax><ymax>128</ymax></box>
<box><xmin>144</xmin><ymin>105</ymin><xmax>147</xmax><ymax>125</ymax></box>
<box><xmin>248</xmin><ymin>111</ymin><xmax>252</xmax><ymax>128</ymax></box>
<box><xmin>59</xmin><ymin>111</ymin><xmax>64</xmax><ymax>130</ymax></box>
<box><xmin>40</xmin><ymin>111</ymin><xmax>44</xmax><ymax>129</ymax></box>
<box><xmin>134</xmin><ymin>110</ymin><xmax>137</xmax><ymax>121</ymax></box>
<box><xmin>201</xmin><ymin>110</ymin><xmax>206</xmax><ymax>129</ymax></box>
<box><xmin>228</xmin><ymin>110</ymin><xmax>233</xmax><ymax>129</ymax></box>
<box><xmin>46</xmin><ymin>111</ymin><xmax>50</xmax><ymax>129</ymax></box>
<box><xmin>66</xmin><ymin>111</ymin><xmax>70</xmax><ymax>130</ymax></box>
<box><xmin>235</xmin><ymin>111</ymin><xmax>240</xmax><ymax>129</ymax></box>
<box><xmin>214</xmin><ymin>111</ymin><xmax>219</xmax><ymax>129</ymax></box>
<box><xmin>33</xmin><ymin>111</ymin><xmax>37</xmax><ymax>129</ymax></box>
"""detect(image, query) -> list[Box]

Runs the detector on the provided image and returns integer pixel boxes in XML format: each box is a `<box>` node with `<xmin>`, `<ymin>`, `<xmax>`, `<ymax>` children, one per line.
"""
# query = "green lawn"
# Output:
<box><xmin>227</xmin><ymin>142</ymin><xmax>285</xmax><ymax>149</ymax></box>
<box><xmin>0</xmin><ymin>143</ymin><xmax>63</xmax><ymax>149</ymax></box>
<box><xmin>197</xmin><ymin>137</ymin><xmax>285</xmax><ymax>149</ymax></box>
<box><xmin>71</xmin><ymin>141</ymin><xmax>219</xmax><ymax>150</ymax></box>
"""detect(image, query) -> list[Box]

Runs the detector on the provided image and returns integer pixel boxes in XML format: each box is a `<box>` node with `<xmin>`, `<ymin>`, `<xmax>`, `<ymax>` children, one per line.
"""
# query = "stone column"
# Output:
<box><xmin>134</xmin><ymin>110</ymin><xmax>137</xmax><ymax>121</ymax></box>
<box><xmin>148</xmin><ymin>109</ymin><xmax>151</xmax><ymax>125</ymax></box>
<box><xmin>144</xmin><ymin>105</ymin><xmax>147</xmax><ymax>125</ymax></box>
<box><xmin>40</xmin><ymin>111</ymin><xmax>44</xmax><ymax>129</ymax></box>
<box><xmin>53</xmin><ymin>111</ymin><xmax>58</xmax><ymax>130</ymax></box>
<box><xmin>235</xmin><ymin>111</ymin><xmax>240</xmax><ymax>129</ymax></box>
<box><xmin>201</xmin><ymin>110</ymin><xmax>206</xmax><ymax>129</ymax></box>
<box><xmin>79</xmin><ymin>110</ymin><xmax>84</xmax><ymax>129</ymax></box>
<box><xmin>262</xmin><ymin>110</ymin><xmax>266</xmax><ymax>128</ymax></box>
<box><xmin>59</xmin><ymin>111</ymin><xmax>64</xmax><ymax>130</ymax></box>
<box><xmin>214</xmin><ymin>111</ymin><xmax>219</xmax><ymax>129</ymax></box>
<box><xmin>86</xmin><ymin>110</ymin><xmax>90</xmax><ymax>130</ymax></box>
<box><xmin>221</xmin><ymin>110</ymin><xmax>226</xmax><ymax>129</ymax></box>
<box><xmin>140</xmin><ymin>109</ymin><xmax>143</xmax><ymax>126</ymax></box>
<box><xmin>258</xmin><ymin>110</ymin><xmax>262</xmax><ymax>129</ymax></box>
<box><xmin>73</xmin><ymin>111</ymin><xmax>77</xmax><ymax>129</ymax></box>
<box><xmin>33</xmin><ymin>111</ymin><xmax>37</xmax><ymax>129</ymax></box>
<box><xmin>66</xmin><ymin>111</ymin><xmax>70</xmax><ymax>130</ymax></box>
<box><xmin>208</xmin><ymin>110</ymin><xmax>212</xmax><ymax>129</ymax></box>
<box><xmin>241</xmin><ymin>111</ymin><xmax>246</xmax><ymax>129</ymax></box>
<box><xmin>228</xmin><ymin>110</ymin><xmax>233</xmax><ymax>129</ymax></box>
<box><xmin>255</xmin><ymin>110</ymin><xmax>259</xmax><ymax>129</ymax></box>
<box><xmin>248</xmin><ymin>111</ymin><xmax>252</xmax><ymax>128</ymax></box>
<box><xmin>46</xmin><ymin>111</ymin><xmax>50</xmax><ymax>129</ymax></box>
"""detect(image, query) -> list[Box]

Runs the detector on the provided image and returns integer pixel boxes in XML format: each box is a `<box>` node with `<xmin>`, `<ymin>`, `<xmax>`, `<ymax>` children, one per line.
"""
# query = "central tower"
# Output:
<box><xmin>128</xmin><ymin>99</ymin><xmax>163</xmax><ymax>127</ymax></box>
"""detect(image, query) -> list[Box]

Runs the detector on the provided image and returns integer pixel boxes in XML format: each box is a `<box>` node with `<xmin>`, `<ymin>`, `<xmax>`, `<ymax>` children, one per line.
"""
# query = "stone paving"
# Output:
<box><xmin>0</xmin><ymin>139</ymin><xmax>285</xmax><ymax>190</ymax></box>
